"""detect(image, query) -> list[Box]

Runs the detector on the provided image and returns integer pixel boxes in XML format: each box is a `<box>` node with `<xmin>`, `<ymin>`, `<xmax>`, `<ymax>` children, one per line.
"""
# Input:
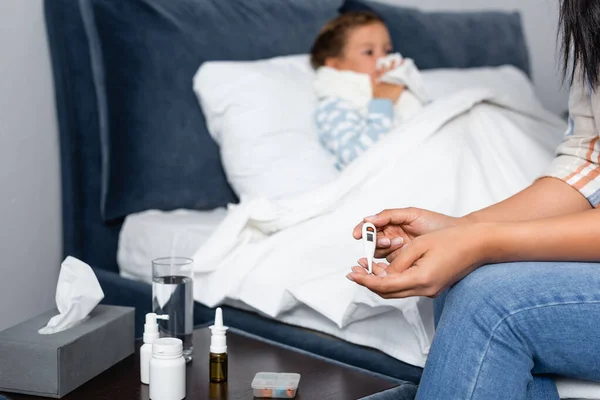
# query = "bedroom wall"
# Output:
<box><xmin>376</xmin><ymin>0</ymin><xmax>569</xmax><ymax>115</ymax></box>
<box><xmin>0</xmin><ymin>0</ymin><xmax>62</xmax><ymax>331</ymax></box>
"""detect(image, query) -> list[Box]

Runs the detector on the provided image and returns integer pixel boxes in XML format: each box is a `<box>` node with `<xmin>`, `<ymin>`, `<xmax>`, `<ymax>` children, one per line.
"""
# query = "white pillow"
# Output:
<box><xmin>193</xmin><ymin>54</ymin><xmax>339</xmax><ymax>200</ymax></box>
<box><xmin>194</xmin><ymin>54</ymin><xmax>539</xmax><ymax>200</ymax></box>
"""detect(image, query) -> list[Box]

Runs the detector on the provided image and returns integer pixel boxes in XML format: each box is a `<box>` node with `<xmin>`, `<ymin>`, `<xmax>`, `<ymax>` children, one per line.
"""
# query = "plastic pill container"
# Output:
<box><xmin>251</xmin><ymin>372</ymin><xmax>301</xmax><ymax>398</ymax></box>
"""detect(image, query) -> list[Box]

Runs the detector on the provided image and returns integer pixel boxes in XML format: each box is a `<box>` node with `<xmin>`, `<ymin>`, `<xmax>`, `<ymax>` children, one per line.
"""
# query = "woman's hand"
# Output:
<box><xmin>348</xmin><ymin>223</ymin><xmax>490</xmax><ymax>298</ymax></box>
<box><xmin>353</xmin><ymin>208</ymin><xmax>466</xmax><ymax>259</ymax></box>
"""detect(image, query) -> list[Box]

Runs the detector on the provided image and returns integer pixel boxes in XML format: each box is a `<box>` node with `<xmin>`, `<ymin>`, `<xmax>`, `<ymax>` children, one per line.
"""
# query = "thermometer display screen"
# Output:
<box><xmin>367</xmin><ymin>233</ymin><xmax>374</xmax><ymax>241</ymax></box>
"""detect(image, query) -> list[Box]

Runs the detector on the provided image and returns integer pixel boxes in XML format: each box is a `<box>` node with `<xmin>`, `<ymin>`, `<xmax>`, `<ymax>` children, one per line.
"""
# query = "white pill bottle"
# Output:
<box><xmin>149</xmin><ymin>338</ymin><xmax>186</xmax><ymax>400</ymax></box>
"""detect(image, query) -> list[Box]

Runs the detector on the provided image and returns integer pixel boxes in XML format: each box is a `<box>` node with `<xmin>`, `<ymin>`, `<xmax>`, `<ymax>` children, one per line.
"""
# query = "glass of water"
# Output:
<box><xmin>152</xmin><ymin>257</ymin><xmax>194</xmax><ymax>362</ymax></box>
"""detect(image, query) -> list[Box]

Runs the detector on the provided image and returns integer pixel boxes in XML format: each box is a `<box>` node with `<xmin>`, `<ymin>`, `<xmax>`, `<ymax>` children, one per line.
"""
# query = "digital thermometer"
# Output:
<box><xmin>362</xmin><ymin>222</ymin><xmax>376</xmax><ymax>274</ymax></box>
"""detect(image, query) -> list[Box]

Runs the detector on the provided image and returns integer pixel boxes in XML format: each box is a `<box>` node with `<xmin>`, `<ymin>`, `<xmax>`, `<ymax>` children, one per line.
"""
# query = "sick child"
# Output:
<box><xmin>311</xmin><ymin>11</ymin><xmax>427</xmax><ymax>168</ymax></box>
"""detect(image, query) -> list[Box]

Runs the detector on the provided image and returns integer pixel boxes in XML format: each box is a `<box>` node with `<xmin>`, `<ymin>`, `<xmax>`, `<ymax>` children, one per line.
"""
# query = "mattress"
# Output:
<box><xmin>117</xmin><ymin>208</ymin><xmax>272</xmax><ymax>317</ymax></box>
<box><xmin>117</xmin><ymin>208</ymin><xmax>228</xmax><ymax>282</ymax></box>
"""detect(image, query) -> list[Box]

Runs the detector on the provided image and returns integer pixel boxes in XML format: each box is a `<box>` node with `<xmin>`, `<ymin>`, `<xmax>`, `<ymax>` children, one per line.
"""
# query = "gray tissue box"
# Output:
<box><xmin>0</xmin><ymin>305</ymin><xmax>134</xmax><ymax>398</ymax></box>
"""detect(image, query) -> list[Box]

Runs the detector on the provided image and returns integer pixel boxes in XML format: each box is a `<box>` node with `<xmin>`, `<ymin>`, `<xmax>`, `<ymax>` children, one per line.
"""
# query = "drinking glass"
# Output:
<box><xmin>152</xmin><ymin>257</ymin><xmax>194</xmax><ymax>362</ymax></box>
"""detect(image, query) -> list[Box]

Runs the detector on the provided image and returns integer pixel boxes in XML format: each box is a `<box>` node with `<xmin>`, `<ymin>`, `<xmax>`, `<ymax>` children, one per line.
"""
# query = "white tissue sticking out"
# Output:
<box><xmin>376</xmin><ymin>53</ymin><xmax>403</xmax><ymax>70</ymax></box>
<box><xmin>38</xmin><ymin>256</ymin><xmax>105</xmax><ymax>335</ymax></box>
<box><xmin>377</xmin><ymin>52</ymin><xmax>429</xmax><ymax>104</ymax></box>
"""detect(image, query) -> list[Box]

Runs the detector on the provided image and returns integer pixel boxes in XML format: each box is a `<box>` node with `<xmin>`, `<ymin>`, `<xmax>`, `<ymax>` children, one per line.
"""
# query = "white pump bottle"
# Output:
<box><xmin>141</xmin><ymin>312</ymin><xmax>169</xmax><ymax>384</ymax></box>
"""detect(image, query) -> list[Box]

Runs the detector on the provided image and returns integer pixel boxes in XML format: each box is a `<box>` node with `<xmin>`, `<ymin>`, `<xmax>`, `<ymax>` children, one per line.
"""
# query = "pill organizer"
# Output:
<box><xmin>251</xmin><ymin>372</ymin><xmax>301</xmax><ymax>398</ymax></box>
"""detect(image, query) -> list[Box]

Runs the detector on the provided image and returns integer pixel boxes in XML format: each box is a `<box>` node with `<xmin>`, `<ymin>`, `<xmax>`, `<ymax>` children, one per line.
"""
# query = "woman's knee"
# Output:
<box><xmin>440</xmin><ymin>263</ymin><xmax>525</xmax><ymax>323</ymax></box>
<box><xmin>445</xmin><ymin>261</ymin><xmax>600</xmax><ymax>312</ymax></box>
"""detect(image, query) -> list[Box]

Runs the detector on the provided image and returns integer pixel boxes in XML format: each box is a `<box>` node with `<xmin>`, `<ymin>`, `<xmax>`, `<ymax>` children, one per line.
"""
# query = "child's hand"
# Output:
<box><xmin>373</xmin><ymin>57</ymin><xmax>404</xmax><ymax>81</ymax></box>
<box><xmin>373</xmin><ymin>82</ymin><xmax>405</xmax><ymax>103</ymax></box>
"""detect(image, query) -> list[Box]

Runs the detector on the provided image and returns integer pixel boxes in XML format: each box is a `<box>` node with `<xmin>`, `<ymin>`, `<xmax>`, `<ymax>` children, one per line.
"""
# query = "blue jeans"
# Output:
<box><xmin>415</xmin><ymin>261</ymin><xmax>600</xmax><ymax>400</ymax></box>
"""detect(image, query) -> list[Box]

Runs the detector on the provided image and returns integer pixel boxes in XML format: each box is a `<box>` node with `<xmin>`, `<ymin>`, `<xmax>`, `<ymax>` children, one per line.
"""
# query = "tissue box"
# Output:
<box><xmin>0</xmin><ymin>305</ymin><xmax>134</xmax><ymax>398</ymax></box>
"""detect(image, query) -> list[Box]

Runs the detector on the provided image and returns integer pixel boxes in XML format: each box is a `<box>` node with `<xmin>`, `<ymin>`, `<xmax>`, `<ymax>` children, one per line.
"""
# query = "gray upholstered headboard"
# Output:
<box><xmin>44</xmin><ymin>0</ymin><xmax>529</xmax><ymax>273</ymax></box>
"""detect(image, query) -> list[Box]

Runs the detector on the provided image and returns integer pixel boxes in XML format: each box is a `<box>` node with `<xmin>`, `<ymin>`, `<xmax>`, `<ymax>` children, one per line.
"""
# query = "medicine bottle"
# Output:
<box><xmin>141</xmin><ymin>313</ymin><xmax>169</xmax><ymax>384</ymax></box>
<box><xmin>209</xmin><ymin>307</ymin><xmax>228</xmax><ymax>383</ymax></box>
<box><xmin>149</xmin><ymin>338</ymin><xmax>186</xmax><ymax>400</ymax></box>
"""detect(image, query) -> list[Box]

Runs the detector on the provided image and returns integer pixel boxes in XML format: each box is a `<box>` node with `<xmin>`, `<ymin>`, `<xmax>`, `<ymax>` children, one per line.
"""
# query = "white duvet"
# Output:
<box><xmin>191</xmin><ymin>88</ymin><xmax>566</xmax><ymax>367</ymax></box>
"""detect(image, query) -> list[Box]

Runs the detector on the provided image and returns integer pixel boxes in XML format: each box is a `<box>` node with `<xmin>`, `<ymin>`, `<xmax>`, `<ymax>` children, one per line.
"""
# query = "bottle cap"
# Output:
<box><xmin>152</xmin><ymin>337</ymin><xmax>183</xmax><ymax>357</ymax></box>
<box><xmin>209</xmin><ymin>307</ymin><xmax>228</xmax><ymax>354</ymax></box>
<box><xmin>143</xmin><ymin>313</ymin><xmax>169</xmax><ymax>344</ymax></box>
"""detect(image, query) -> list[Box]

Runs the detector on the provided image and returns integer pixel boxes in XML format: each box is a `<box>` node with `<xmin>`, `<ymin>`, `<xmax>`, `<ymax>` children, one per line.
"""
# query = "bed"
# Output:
<box><xmin>45</xmin><ymin>0</ymin><xmax>596</xmax><ymax>398</ymax></box>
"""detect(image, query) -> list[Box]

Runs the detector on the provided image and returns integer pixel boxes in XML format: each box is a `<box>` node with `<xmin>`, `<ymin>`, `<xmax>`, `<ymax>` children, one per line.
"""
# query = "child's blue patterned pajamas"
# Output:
<box><xmin>315</xmin><ymin>97</ymin><xmax>393</xmax><ymax>169</ymax></box>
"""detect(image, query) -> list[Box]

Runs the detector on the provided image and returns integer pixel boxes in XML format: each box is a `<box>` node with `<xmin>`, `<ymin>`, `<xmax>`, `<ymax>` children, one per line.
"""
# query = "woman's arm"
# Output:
<box><xmin>354</xmin><ymin>178</ymin><xmax>593</xmax><ymax>259</ymax></box>
<box><xmin>465</xmin><ymin>177</ymin><xmax>592</xmax><ymax>223</ymax></box>
<box><xmin>348</xmin><ymin>208</ymin><xmax>600</xmax><ymax>299</ymax></box>
<box><xmin>483</xmin><ymin>207</ymin><xmax>600</xmax><ymax>263</ymax></box>
<box><xmin>467</xmin><ymin>68</ymin><xmax>599</xmax><ymax>223</ymax></box>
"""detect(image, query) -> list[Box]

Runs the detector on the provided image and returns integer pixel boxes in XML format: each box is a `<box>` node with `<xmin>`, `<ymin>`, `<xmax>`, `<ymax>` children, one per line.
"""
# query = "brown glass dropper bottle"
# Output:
<box><xmin>209</xmin><ymin>307</ymin><xmax>228</xmax><ymax>383</ymax></box>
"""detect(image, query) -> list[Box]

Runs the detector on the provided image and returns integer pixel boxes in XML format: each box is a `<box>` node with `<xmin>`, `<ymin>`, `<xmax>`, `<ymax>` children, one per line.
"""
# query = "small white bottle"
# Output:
<box><xmin>149</xmin><ymin>337</ymin><xmax>186</xmax><ymax>400</ymax></box>
<box><xmin>141</xmin><ymin>313</ymin><xmax>169</xmax><ymax>385</ymax></box>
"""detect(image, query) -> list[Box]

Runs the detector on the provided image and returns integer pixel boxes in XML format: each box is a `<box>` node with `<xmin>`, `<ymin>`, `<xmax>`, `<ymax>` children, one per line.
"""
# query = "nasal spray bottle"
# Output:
<box><xmin>141</xmin><ymin>312</ymin><xmax>169</xmax><ymax>384</ymax></box>
<box><xmin>209</xmin><ymin>307</ymin><xmax>228</xmax><ymax>383</ymax></box>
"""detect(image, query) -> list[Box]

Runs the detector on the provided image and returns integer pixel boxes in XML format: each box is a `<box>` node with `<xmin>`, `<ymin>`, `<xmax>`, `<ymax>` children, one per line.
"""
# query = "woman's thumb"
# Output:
<box><xmin>387</xmin><ymin>242</ymin><xmax>422</xmax><ymax>274</ymax></box>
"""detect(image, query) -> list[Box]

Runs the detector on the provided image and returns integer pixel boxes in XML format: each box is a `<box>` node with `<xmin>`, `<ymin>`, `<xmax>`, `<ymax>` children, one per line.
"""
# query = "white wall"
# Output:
<box><xmin>376</xmin><ymin>0</ymin><xmax>569</xmax><ymax>115</ymax></box>
<box><xmin>0</xmin><ymin>0</ymin><xmax>62</xmax><ymax>331</ymax></box>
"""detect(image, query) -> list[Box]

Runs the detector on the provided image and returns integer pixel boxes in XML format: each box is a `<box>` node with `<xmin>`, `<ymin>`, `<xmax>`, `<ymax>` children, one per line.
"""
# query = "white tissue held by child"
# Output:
<box><xmin>38</xmin><ymin>256</ymin><xmax>105</xmax><ymax>335</ymax></box>
<box><xmin>376</xmin><ymin>54</ymin><xmax>428</xmax><ymax>99</ymax></box>
<box><xmin>314</xmin><ymin>53</ymin><xmax>428</xmax><ymax>125</ymax></box>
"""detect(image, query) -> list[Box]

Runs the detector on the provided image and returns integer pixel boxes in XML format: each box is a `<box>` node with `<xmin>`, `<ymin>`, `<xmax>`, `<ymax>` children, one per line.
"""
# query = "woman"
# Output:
<box><xmin>347</xmin><ymin>1</ymin><xmax>600</xmax><ymax>399</ymax></box>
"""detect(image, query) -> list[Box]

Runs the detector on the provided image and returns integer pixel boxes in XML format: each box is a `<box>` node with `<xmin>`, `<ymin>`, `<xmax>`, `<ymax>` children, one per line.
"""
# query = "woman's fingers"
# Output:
<box><xmin>387</xmin><ymin>241</ymin><xmax>424</xmax><ymax>274</ymax></box>
<box><xmin>351</xmin><ymin>265</ymin><xmax>367</xmax><ymax>275</ymax></box>
<box><xmin>353</xmin><ymin>212</ymin><xmax>394</xmax><ymax>238</ymax></box>
<box><xmin>349</xmin><ymin>241</ymin><xmax>443</xmax><ymax>298</ymax></box>
<box><xmin>347</xmin><ymin>268</ymin><xmax>412</xmax><ymax>296</ymax></box>
<box><xmin>373</xmin><ymin>239</ymin><xmax>404</xmax><ymax>258</ymax></box>
<box><xmin>352</xmin><ymin>219</ymin><xmax>374</xmax><ymax>239</ymax></box>
<box><xmin>352</xmin><ymin>221</ymin><xmax>364</xmax><ymax>239</ymax></box>
<box><xmin>353</xmin><ymin>221</ymin><xmax>405</xmax><ymax>247</ymax></box>
<box><xmin>378</xmin><ymin>235</ymin><xmax>404</xmax><ymax>248</ymax></box>
<box><xmin>356</xmin><ymin>210</ymin><xmax>415</xmax><ymax>244</ymax></box>
<box><xmin>386</xmin><ymin>248</ymin><xmax>400</xmax><ymax>263</ymax></box>
<box><xmin>373</xmin><ymin>262</ymin><xmax>389</xmax><ymax>276</ymax></box>
<box><xmin>377</xmin><ymin>236</ymin><xmax>391</xmax><ymax>247</ymax></box>
<box><xmin>365</xmin><ymin>209</ymin><xmax>415</xmax><ymax>227</ymax></box>
<box><xmin>352</xmin><ymin>260</ymin><xmax>388</xmax><ymax>277</ymax></box>
<box><xmin>353</xmin><ymin>228</ymin><xmax>401</xmax><ymax>249</ymax></box>
<box><xmin>348</xmin><ymin>264</ymin><xmax>435</xmax><ymax>298</ymax></box>
<box><xmin>352</xmin><ymin>243</ymin><xmax>424</xmax><ymax>289</ymax></box>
